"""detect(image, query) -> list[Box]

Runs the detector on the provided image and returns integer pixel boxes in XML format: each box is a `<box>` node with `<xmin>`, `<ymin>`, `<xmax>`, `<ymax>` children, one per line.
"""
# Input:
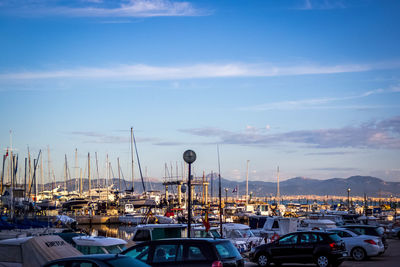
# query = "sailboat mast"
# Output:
<box><xmin>47</xmin><ymin>146</ymin><xmax>51</xmax><ymax>194</ymax></box>
<box><xmin>64</xmin><ymin>154</ymin><xmax>67</xmax><ymax>193</ymax></box>
<box><xmin>80</xmin><ymin>168</ymin><xmax>83</xmax><ymax>195</ymax></box>
<box><xmin>106</xmin><ymin>154</ymin><xmax>109</xmax><ymax>202</ymax></box>
<box><xmin>246</xmin><ymin>160</ymin><xmax>249</xmax><ymax>205</ymax></box>
<box><xmin>132</xmin><ymin>129</ymin><xmax>146</xmax><ymax>193</ymax></box>
<box><xmin>74</xmin><ymin>149</ymin><xmax>78</xmax><ymax>193</ymax></box>
<box><xmin>117</xmin><ymin>158</ymin><xmax>121</xmax><ymax>193</ymax></box>
<box><xmin>24</xmin><ymin>157</ymin><xmax>27</xmax><ymax>198</ymax></box>
<box><xmin>95</xmin><ymin>152</ymin><xmax>99</xmax><ymax>188</ymax></box>
<box><xmin>40</xmin><ymin>153</ymin><xmax>44</xmax><ymax>194</ymax></box>
<box><xmin>217</xmin><ymin>145</ymin><xmax>223</xmax><ymax>237</ymax></box>
<box><xmin>47</xmin><ymin>146</ymin><xmax>55</xmax><ymax>198</ymax></box>
<box><xmin>130</xmin><ymin>127</ymin><xmax>135</xmax><ymax>193</ymax></box>
<box><xmin>28</xmin><ymin>147</ymin><xmax>31</xmax><ymax>195</ymax></box>
<box><xmin>1</xmin><ymin>155</ymin><xmax>7</xmax><ymax>197</ymax></box>
<box><xmin>88</xmin><ymin>153</ymin><xmax>91</xmax><ymax>200</ymax></box>
<box><xmin>277</xmin><ymin>166</ymin><xmax>280</xmax><ymax>205</ymax></box>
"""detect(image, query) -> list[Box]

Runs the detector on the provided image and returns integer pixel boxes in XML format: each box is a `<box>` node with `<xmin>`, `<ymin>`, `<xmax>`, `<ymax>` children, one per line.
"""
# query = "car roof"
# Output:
<box><xmin>343</xmin><ymin>225</ymin><xmax>378</xmax><ymax>228</ymax></box>
<box><xmin>125</xmin><ymin>238</ymin><xmax>226</xmax><ymax>247</ymax></box>
<box><xmin>326</xmin><ymin>228</ymin><xmax>352</xmax><ymax>231</ymax></box>
<box><xmin>150</xmin><ymin>238</ymin><xmax>224</xmax><ymax>243</ymax></box>
<box><xmin>293</xmin><ymin>231</ymin><xmax>332</xmax><ymax>234</ymax></box>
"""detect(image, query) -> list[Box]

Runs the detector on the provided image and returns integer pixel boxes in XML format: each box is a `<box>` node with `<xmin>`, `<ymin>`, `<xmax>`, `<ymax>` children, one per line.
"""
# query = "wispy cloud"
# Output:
<box><xmin>69</xmin><ymin>131</ymin><xmax>157</xmax><ymax>143</ymax></box>
<box><xmin>153</xmin><ymin>141</ymin><xmax>185</xmax><ymax>146</ymax></box>
<box><xmin>1</xmin><ymin>61</ymin><xmax>399</xmax><ymax>82</ymax></box>
<box><xmin>1</xmin><ymin>0</ymin><xmax>207</xmax><ymax>18</ymax></box>
<box><xmin>305</xmin><ymin>151</ymin><xmax>353</xmax><ymax>156</ymax></box>
<box><xmin>242</xmin><ymin>85</ymin><xmax>400</xmax><ymax>111</ymax></box>
<box><xmin>296</xmin><ymin>0</ymin><xmax>347</xmax><ymax>10</ymax></box>
<box><xmin>181</xmin><ymin>116</ymin><xmax>400</xmax><ymax>149</ymax></box>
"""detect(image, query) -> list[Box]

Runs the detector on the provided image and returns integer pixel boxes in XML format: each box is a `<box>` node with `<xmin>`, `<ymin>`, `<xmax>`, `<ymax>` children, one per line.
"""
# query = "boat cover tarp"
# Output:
<box><xmin>0</xmin><ymin>235</ymin><xmax>82</xmax><ymax>267</ymax></box>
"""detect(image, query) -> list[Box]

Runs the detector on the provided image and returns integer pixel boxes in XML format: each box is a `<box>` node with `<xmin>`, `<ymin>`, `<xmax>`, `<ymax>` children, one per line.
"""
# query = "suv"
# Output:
<box><xmin>343</xmin><ymin>225</ymin><xmax>388</xmax><ymax>251</ymax></box>
<box><xmin>122</xmin><ymin>238</ymin><xmax>244</xmax><ymax>267</ymax></box>
<box><xmin>248</xmin><ymin>231</ymin><xmax>347</xmax><ymax>267</ymax></box>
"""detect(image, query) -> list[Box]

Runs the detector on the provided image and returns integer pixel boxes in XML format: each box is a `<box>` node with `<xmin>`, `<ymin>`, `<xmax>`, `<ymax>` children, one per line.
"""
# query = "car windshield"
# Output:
<box><xmin>215</xmin><ymin>241</ymin><xmax>241</xmax><ymax>259</ymax></box>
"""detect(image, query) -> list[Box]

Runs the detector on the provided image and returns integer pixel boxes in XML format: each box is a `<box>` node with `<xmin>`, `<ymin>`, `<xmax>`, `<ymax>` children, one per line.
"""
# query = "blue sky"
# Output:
<box><xmin>1</xmin><ymin>0</ymin><xmax>400</xmax><ymax>186</ymax></box>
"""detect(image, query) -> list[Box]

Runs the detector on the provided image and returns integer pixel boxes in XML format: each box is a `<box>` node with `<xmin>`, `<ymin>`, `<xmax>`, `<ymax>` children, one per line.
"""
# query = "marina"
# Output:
<box><xmin>1</xmin><ymin>139</ymin><xmax>400</xmax><ymax>266</ymax></box>
<box><xmin>1</xmin><ymin>1</ymin><xmax>400</xmax><ymax>266</ymax></box>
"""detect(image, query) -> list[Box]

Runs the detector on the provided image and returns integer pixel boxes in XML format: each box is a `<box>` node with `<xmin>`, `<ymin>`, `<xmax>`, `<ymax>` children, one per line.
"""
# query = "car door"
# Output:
<box><xmin>123</xmin><ymin>243</ymin><xmax>151</xmax><ymax>265</ymax></box>
<box><xmin>270</xmin><ymin>233</ymin><xmax>299</xmax><ymax>262</ymax></box>
<box><xmin>182</xmin><ymin>242</ymin><xmax>213</xmax><ymax>267</ymax></box>
<box><xmin>295</xmin><ymin>233</ymin><xmax>319</xmax><ymax>263</ymax></box>
<box><xmin>149</xmin><ymin>243</ymin><xmax>184</xmax><ymax>267</ymax></box>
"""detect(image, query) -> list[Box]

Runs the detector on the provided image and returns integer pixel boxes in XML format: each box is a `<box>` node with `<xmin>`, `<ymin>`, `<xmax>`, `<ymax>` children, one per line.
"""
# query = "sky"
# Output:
<box><xmin>0</xmin><ymin>0</ymin><xmax>400</xmax><ymax>185</ymax></box>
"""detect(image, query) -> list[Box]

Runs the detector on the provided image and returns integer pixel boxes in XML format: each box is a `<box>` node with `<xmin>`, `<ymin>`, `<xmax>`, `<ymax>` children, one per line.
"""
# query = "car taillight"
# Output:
<box><xmin>329</xmin><ymin>242</ymin><xmax>337</xmax><ymax>250</ymax></box>
<box><xmin>212</xmin><ymin>261</ymin><xmax>223</xmax><ymax>267</ymax></box>
<box><xmin>364</xmin><ymin>239</ymin><xmax>377</xmax><ymax>245</ymax></box>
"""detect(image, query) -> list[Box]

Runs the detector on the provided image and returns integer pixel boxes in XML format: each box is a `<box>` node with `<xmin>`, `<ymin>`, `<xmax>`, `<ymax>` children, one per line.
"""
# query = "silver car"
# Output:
<box><xmin>327</xmin><ymin>228</ymin><xmax>384</xmax><ymax>261</ymax></box>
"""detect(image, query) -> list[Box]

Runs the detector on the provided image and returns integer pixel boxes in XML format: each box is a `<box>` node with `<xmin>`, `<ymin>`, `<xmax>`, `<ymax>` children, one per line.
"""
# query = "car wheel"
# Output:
<box><xmin>316</xmin><ymin>255</ymin><xmax>330</xmax><ymax>267</ymax></box>
<box><xmin>351</xmin><ymin>247</ymin><xmax>366</xmax><ymax>261</ymax></box>
<box><xmin>256</xmin><ymin>253</ymin><xmax>270</xmax><ymax>266</ymax></box>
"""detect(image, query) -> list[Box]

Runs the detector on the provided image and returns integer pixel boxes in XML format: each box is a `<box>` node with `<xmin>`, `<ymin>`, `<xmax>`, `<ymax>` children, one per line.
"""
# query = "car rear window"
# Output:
<box><xmin>215</xmin><ymin>241</ymin><xmax>241</xmax><ymax>259</ymax></box>
<box><xmin>327</xmin><ymin>233</ymin><xmax>341</xmax><ymax>242</ymax></box>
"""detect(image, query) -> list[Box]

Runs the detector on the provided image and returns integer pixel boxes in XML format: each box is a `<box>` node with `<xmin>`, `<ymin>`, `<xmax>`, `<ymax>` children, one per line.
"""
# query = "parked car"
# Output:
<box><xmin>391</xmin><ymin>226</ymin><xmax>400</xmax><ymax>239</ymax></box>
<box><xmin>327</xmin><ymin>228</ymin><xmax>384</xmax><ymax>261</ymax></box>
<box><xmin>248</xmin><ymin>231</ymin><xmax>347</xmax><ymax>267</ymax></box>
<box><xmin>343</xmin><ymin>225</ymin><xmax>388</xmax><ymax>251</ymax></box>
<box><xmin>43</xmin><ymin>254</ymin><xmax>150</xmax><ymax>267</ymax></box>
<box><xmin>122</xmin><ymin>238</ymin><xmax>244</xmax><ymax>266</ymax></box>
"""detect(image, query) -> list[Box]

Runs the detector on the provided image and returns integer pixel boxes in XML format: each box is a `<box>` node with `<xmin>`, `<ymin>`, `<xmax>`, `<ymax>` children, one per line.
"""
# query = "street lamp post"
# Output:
<box><xmin>225</xmin><ymin>188</ymin><xmax>228</xmax><ymax>203</ymax></box>
<box><xmin>347</xmin><ymin>188</ymin><xmax>351</xmax><ymax>212</ymax></box>
<box><xmin>183</xmin><ymin>150</ymin><xmax>196</xmax><ymax>238</ymax></box>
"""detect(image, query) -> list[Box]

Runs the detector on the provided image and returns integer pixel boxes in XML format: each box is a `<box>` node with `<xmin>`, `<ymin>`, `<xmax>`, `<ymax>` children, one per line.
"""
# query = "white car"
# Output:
<box><xmin>327</xmin><ymin>228</ymin><xmax>384</xmax><ymax>261</ymax></box>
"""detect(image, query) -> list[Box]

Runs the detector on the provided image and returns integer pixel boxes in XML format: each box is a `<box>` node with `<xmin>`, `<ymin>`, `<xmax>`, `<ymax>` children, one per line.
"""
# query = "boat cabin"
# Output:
<box><xmin>260</xmin><ymin>217</ymin><xmax>298</xmax><ymax>237</ymax></box>
<box><xmin>0</xmin><ymin>235</ymin><xmax>81</xmax><ymax>266</ymax></box>
<box><xmin>127</xmin><ymin>224</ymin><xmax>187</xmax><ymax>247</ymax></box>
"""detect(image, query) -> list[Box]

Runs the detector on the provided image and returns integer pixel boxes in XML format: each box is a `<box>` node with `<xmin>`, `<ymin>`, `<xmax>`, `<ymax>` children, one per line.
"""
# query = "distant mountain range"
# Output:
<box><xmin>51</xmin><ymin>175</ymin><xmax>400</xmax><ymax>197</ymax></box>
<box><xmin>215</xmin><ymin>175</ymin><xmax>399</xmax><ymax>198</ymax></box>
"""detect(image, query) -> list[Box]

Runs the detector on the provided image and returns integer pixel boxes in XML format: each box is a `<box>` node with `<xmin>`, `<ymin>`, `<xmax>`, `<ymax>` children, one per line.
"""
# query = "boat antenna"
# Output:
<box><xmin>132</xmin><ymin>129</ymin><xmax>146</xmax><ymax>193</ymax></box>
<box><xmin>217</xmin><ymin>144</ymin><xmax>223</xmax><ymax>238</ymax></box>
